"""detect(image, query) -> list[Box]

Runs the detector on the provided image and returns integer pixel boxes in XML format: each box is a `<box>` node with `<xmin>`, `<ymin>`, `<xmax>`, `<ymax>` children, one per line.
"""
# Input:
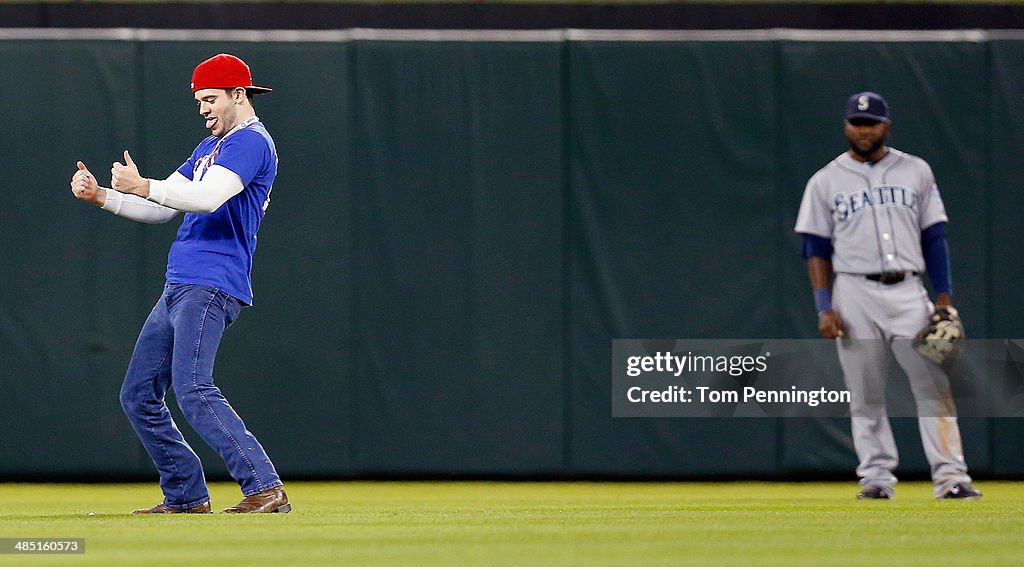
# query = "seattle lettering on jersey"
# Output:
<box><xmin>832</xmin><ymin>185</ymin><xmax>916</xmax><ymax>222</ymax></box>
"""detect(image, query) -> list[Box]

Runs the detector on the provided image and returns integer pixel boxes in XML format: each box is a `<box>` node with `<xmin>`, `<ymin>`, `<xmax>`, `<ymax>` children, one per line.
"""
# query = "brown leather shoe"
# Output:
<box><xmin>132</xmin><ymin>501</ymin><xmax>212</xmax><ymax>514</ymax></box>
<box><xmin>221</xmin><ymin>486</ymin><xmax>291</xmax><ymax>514</ymax></box>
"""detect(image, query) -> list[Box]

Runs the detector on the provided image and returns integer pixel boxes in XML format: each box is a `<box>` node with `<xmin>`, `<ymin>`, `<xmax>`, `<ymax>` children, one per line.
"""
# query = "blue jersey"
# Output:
<box><xmin>166</xmin><ymin>120</ymin><xmax>277</xmax><ymax>305</ymax></box>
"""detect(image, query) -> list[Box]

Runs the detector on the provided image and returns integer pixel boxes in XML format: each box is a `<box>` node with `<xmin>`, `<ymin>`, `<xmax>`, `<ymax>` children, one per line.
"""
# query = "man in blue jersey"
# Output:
<box><xmin>70</xmin><ymin>54</ymin><xmax>289</xmax><ymax>514</ymax></box>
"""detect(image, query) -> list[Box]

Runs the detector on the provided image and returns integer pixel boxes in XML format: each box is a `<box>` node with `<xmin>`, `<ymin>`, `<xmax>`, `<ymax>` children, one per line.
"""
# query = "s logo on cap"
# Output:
<box><xmin>858</xmin><ymin>95</ymin><xmax>869</xmax><ymax>111</ymax></box>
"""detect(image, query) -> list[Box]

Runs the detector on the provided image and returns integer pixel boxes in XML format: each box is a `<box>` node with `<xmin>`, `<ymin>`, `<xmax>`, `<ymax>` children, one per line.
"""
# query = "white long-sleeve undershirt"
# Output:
<box><xmin>147</xmin><ymin>165</ymin><xmax>245</xmax><ymax>214</ymax></box>
<box><xmin>101</xmin><ymin>172</ymin><xmax>183</xmax><ymax>224</ymax></box>
<box><xmin>101</xmin><ymin>165</ymin><xmax>245</xmax><ymax>222</ymax></box>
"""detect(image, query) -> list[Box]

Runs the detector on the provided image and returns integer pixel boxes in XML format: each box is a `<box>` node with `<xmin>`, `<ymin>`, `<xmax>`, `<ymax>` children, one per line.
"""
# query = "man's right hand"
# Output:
<box><xmin>818</xmin><ymin>309</ymin><xmax>845</xmax><ymax>339</ymax></box>
<box><xmin>71</xmin><ymin>161</ymin><xmax>104</xmax><ymax>206</ymax></box>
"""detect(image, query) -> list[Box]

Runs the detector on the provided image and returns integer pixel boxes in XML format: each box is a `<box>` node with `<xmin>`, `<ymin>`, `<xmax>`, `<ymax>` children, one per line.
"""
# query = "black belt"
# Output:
<box><xmin>864</xmin><ymin>271</ymin><xmax>918</xmax><ymax>285</ymax></box>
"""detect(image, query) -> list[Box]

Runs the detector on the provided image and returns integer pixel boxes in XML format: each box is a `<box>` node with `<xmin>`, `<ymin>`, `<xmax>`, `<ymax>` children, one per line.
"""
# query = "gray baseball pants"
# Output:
<box><xmin>833</xmin><ymin>273</ymin><xmax>971</xmax><ymax>497</ymax></box>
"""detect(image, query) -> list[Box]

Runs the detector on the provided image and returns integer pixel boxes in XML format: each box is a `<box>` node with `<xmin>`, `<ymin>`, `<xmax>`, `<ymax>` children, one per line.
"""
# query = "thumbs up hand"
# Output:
<box><xmin>111</xmin><ymin>149</ymin><xmax>149</xmax><ymax>197</ymax></box>
<box><xmin>71</xmin><ymin>161</ymin><xmax>102</xmax><ymax>204</ymax></box>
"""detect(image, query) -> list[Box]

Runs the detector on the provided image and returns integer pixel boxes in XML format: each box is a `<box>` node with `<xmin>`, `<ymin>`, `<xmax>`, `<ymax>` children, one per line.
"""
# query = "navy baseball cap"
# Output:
<box><xmin>845</xmin><ymin>92</ymin><xmax>890</xmax><ymax>122</ymax></box>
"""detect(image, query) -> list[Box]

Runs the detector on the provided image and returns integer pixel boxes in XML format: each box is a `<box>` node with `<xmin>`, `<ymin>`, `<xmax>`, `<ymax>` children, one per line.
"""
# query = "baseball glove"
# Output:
<box><xmin>913</xmin><ymin>306</ymin><xmax>965</xmax><ymax>365</ymax></box>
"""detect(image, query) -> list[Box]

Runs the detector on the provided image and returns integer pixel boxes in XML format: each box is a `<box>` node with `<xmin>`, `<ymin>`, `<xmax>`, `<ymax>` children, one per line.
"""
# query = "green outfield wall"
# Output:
<box><xmin>2</xmin><ymin>30</ymin><xmax>1023</xmax><ymax>480</ymax></box>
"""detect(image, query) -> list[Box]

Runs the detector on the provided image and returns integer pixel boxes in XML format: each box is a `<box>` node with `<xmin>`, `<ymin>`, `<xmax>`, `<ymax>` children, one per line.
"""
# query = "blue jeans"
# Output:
<box><xmin>119</xmin><ymin>283</ymin><xmax>282</xmax><ymax>509</ymax></box>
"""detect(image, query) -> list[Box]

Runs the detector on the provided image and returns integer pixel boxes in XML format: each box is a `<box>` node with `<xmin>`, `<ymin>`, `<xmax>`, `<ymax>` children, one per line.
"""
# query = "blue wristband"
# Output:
<box><xmin>813</xmin><ymin>288</ymin><xmax>832</xmax><ymax>313</ymax></box>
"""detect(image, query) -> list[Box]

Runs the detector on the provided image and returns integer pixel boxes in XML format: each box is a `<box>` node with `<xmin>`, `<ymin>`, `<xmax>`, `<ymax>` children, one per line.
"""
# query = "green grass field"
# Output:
<box><xmin>1</xmin><ymin>481</ymin><xmax>1022</xmax><ymax>566</ymax></box>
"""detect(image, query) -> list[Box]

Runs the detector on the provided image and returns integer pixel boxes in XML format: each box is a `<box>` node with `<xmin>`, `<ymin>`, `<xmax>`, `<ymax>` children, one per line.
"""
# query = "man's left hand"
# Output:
<box><xmin>111</xmin><ymin>150</ymin><xmax>150</xmax><ymax>197</ymax></box>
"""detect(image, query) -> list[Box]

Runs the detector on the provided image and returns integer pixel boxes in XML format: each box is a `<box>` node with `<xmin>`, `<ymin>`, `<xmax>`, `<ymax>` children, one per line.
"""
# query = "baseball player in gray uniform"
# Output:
<box><xmin>794</xmin><ymin>92</ymin><xmax>982</xmax><ymax>500</ymax></box>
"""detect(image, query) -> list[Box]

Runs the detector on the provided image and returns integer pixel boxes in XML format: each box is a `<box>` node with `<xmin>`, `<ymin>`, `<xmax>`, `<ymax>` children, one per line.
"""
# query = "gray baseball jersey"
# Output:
<box><xmin>794</xmin><ymin>148</ymin><xmax>947</xmax><ymax>274</ymax></box>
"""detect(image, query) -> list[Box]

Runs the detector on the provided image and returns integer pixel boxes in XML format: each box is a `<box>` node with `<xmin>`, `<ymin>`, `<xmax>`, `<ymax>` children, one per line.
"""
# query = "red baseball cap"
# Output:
<box><xmin>190</xmin><ymin>53</ymin><xmax>272</xmax><ymax>94</ymax></box>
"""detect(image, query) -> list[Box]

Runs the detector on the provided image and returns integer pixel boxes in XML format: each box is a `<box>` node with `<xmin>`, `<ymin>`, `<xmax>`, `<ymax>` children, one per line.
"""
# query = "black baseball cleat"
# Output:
<box><xmin>939</xmin><ymin>483</ymin><xmax>982</xmax><ymax>500</ymax></box>
<box><xmin>857</xmin><ymin>485</ymin><xmax>893</xmax><ymax>500</ymax></box>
